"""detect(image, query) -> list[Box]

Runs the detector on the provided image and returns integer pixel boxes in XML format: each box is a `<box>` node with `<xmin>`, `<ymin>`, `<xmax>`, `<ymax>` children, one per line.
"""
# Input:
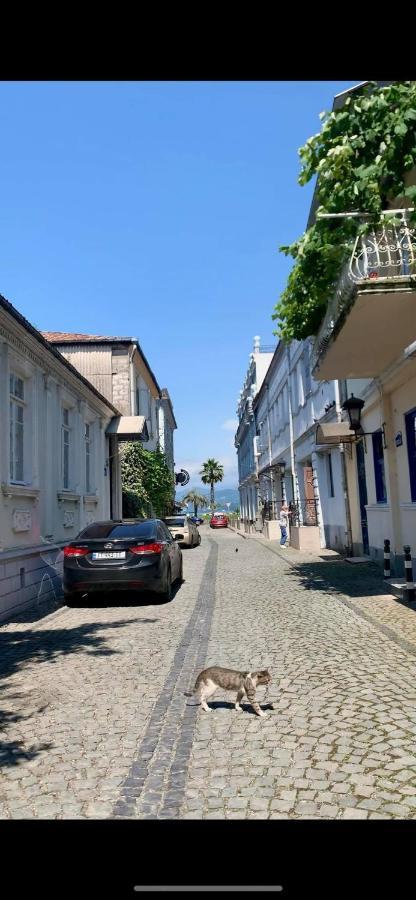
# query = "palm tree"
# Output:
<box><xmin>183</xmin><ymin>490</ymin><xmax>209</xmax><ymax>517</ymax></box>
<box><xmin>200</xmin><ymin>459</ymin><xmax>224</xmax><ymax>514</ymax></box>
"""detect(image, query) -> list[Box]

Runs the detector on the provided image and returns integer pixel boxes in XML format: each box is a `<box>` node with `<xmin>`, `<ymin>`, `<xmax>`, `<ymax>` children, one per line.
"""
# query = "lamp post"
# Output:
<box><xmin>341</xmin><ymin>394</ymin><xmax>386</xmax><ymax>447</ymax></box>
<box><xmin>273</xmin><ymin>460</ymin><xmax>286</xmax><ymax>501</ymax></box>
<box><xmin>341</xmin><ymin>394</ymin><xmax>365</xmax><ymax>432</ymax></box>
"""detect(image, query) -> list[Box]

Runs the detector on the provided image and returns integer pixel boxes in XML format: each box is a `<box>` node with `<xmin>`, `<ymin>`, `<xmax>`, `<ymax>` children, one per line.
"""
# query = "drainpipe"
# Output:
<box><xmin>334</xmin><ymin>379</ymin><xmax>353</xmax><ymax>555</ymax></box>
<box><xmin>265</xmin><ymin>382</ymin><xmax>275</xmax><ymax>504</ymax></box>
<box><xmin>286</xmin><ymin>344</ymin><xmax>299</xmax><ymax>508</ymax></box>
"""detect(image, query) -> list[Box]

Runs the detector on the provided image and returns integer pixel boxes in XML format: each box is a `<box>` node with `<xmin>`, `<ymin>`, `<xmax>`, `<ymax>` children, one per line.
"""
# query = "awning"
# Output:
<box><xmin>106</xmin><ymin>416</ymin><xmax>149</xmax><ymax>441</ymax></box>
<box><xmin>315</xmin><ymin>422</ymin><xmax>357</xmax><ymax>446</ymax></box>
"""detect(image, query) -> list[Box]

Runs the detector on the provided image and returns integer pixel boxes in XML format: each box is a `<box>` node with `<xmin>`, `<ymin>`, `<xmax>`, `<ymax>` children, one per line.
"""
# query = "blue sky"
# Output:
<box><xmin>0</xmin><ymin>80</ymin><xmax>359</xmax><ymax>488</ymax></box>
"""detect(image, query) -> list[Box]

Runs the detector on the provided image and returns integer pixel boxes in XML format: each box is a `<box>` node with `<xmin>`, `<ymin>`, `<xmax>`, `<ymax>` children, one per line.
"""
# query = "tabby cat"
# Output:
<box><xmin>184</xmin><ymin>666</ymin><xmax>273</xmax><ymax>717</ymax></box>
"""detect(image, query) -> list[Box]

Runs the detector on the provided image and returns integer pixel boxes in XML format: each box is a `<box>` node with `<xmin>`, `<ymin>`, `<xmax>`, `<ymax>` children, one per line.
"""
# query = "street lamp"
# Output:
<box><xmin>341</xmin><ymin>394</ymin><xmax>387</xmax><ymax>448</ymax></box>
<box><xmin>341</xmin><ymin>394</ymin><xmax>365</xmax><ymax>432</ymax></box>
<box><xmin>273</xmin><ymin>460</ymin><xmax>286</xmax><ymax>478</ymax></box>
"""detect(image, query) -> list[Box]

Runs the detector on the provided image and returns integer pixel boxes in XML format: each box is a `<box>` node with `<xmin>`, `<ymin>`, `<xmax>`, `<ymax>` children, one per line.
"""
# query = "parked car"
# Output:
<box><xmin>210</xmin><ymin>513</ymin><xmax>228</xmax><ymax>528</ymax></box>
<box><xmin>189</xmin><ymin>515</ymin><xmax>204</xmax><ymax>526</ymax></box>
<box><xmin>63</xmin><ymin>519</ymin><xmax>182</xmax><ymax>605</ymax></box>
<box><xmin>163</xmin><ymin>515</ymin><xmax>201</xmax><ymax>547</ymax></box>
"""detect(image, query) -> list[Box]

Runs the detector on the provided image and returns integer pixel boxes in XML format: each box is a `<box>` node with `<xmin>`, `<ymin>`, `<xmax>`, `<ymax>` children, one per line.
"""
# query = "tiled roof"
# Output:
<box><xmin>0</xmin><ymin>296</ymin><xmax>119</xmax><ymax>414</ymax></box>
<box><xmin>42</xmin><ymin>331</ymin><xmax>134</xmax><ymax>343</ymax></box>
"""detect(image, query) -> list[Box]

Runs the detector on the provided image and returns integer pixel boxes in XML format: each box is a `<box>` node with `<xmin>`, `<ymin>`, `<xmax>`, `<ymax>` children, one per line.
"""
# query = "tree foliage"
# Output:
<box><xmin>121</xmin><ymin>443</ymin><xmax>174</xmax><ymax>518</ymax></box>
<box><xmin>200</xmin><ymin>458</ymin><xmax>224</xmax><ymax>511</ymax></box>
<box><xmin>182</xmin><ymin>490</ymin><xmax>209</xmax><ymax>515</ymax></box>
<box><xmin>273</xmin><ymin>81</ymin><xmax>416</xmax><ymax>342</ymax></box>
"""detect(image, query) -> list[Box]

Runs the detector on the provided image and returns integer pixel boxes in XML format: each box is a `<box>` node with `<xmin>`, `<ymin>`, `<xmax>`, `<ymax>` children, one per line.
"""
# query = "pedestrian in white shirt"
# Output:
<box><xmin>279</xmin><ymin>503</ymin><xmax>289</xmax><ymax>548</ymax></box>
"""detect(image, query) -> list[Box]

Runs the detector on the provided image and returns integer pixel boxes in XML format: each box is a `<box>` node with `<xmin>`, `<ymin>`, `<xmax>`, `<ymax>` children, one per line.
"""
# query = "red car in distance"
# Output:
<box><xmin>210</xmin><ymin>513</ymin><xmax>228</xmax><ymax>528</ymax></box>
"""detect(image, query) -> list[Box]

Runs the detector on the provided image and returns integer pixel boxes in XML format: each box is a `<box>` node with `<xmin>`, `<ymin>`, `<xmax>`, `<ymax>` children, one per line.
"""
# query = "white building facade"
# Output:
<box><xmin>235</xmin><ymin>337</ymin><xmax>275</xmax><ymax>530</ymax></box>
<box><xmin>158</xmin><ymin>389</ymin><xmax>177</xmax><ymax>476</ymax></box>
<box><xmin>0</xmin><ymin>295</ymin><xmax>124</xmax><ymax>622</ymax></box>
<box><xmin>254</xmin><ymin>338</ymin><xmax>349</xmax><ymax>552</ymax></box>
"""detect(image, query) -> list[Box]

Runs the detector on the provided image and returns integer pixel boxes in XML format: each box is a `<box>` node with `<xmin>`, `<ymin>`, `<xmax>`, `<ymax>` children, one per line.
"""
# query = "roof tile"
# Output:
<box><xmin>41</xmin><ymin>331</ymin><xmax>133</xmax><ymax>343</ymax></box>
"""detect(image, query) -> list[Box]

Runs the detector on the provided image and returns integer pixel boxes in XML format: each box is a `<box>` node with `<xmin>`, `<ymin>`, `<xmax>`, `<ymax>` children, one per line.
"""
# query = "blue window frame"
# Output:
<box><xmin>372</xmin><ymin>430</ymin><xmax>387</xmax><ymax>503</ymax></box>
<box><xmin>405</xmin><ymin>407</ymin><xmax>416</xmax><ymax>502</ymax></box>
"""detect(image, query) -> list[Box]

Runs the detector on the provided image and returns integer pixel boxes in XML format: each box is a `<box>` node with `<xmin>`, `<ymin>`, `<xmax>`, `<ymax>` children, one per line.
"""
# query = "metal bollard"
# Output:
<box><xmin>403</xmin><ymin>545</ymin><xmax>415</xmax><ymax>602</ymax></box>
<box><xmin>383</xmin><ymin>539</ymin><xmax>391</xmax><ymax>579</ymax></box>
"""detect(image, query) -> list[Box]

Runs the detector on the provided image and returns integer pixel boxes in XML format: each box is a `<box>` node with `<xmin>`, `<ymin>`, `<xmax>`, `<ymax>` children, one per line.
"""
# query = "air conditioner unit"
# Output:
<box><xmin>253</xmin><ymin>436</ymin><xmax>260</xmax><ymax>457</ymax></box>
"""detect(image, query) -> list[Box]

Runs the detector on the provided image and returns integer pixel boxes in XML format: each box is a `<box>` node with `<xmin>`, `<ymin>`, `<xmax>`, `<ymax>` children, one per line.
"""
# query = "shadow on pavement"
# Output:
<box><xmin>205</xmin><ymin>700</ymin><xmax>275</xmax><ymax>715</ymax></box>
<box><xmin>287</xmin><ymin>559</ymin><xmax>387</xmax><ymax>600</ymax></box>
<box><xmin>0</xmin><ymin>702</ymin><xmax>54</xmax><ymax>769</ymax></box>
<box><xmin>0</xmin><ymin>617</ymin><xmax>142</xmax><ymax>770</ymax></box>
<box><xmin>66</xmin><ymin>580</ymin><xmax>183</xmax><ymax>608</ymax></box>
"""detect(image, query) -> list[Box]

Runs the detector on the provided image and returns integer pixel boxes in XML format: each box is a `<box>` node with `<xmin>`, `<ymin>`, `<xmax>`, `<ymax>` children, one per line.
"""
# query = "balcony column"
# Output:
<box><xmin>380</xmin><ymin>388</ymin><xmax>402</xmax><ymax>565</ymax></box>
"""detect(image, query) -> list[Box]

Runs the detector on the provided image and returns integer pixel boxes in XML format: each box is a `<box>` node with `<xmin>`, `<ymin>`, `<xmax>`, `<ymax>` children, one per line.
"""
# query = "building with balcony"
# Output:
<box><xmin>253</xmin><ymin>339</ymin><xmax>349</xmax><ymax>551</ymax></box>
<box><xmin>234</xmin><ymin>337</ymin><xmax>275</xmax><ymax>530</ymax></box>
<box><xmin>307</xmin><ymin>82</ymin><xmax>416</xmax><ymax>573</ymax></box>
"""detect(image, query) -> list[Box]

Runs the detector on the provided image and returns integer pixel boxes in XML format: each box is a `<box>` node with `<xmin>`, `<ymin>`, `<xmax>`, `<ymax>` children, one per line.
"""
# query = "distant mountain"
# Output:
<box><xmin>175</xmin><ymin>486</ymin><xmax>239</xmax><ymax>511</ymax></box>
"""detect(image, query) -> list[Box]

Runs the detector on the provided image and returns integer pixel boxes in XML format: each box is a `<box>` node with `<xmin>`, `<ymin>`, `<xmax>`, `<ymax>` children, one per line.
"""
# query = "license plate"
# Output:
<box><xmin>92</xmin><ymin>551</ymin><xmax>126</xmax><ymax>560</ymax></box>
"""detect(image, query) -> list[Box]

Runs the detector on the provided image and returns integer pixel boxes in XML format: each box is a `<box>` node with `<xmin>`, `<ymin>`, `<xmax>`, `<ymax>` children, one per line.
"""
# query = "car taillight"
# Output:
<box><xmin>63</xmin><ymin>546</ymin><xmax>89</xmax><ymax>557</ymax></box>
<box><xmin>130</xmin><ymin>542</ymin><xmax>163</xmax><ymax>555</ymax></box>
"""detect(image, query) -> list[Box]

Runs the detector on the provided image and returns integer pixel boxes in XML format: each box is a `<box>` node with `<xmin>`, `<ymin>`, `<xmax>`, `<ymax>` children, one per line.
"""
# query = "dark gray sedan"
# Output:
<box><xmin>63</xmin><ymin>519</ymin><xmax>183</xmax><ymax>604</ymax></box>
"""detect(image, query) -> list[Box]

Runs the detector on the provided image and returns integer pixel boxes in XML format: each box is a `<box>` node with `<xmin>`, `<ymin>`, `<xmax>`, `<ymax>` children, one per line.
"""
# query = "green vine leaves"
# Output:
<box><xmin>121</xmin><ymin>443</ymin><xmax>174</xmax><ymax>518</ymax></box>
<box><xmin>273</xmin><ymin>81</ymin><xmax>416</xmax><ymax>342</ymax></box>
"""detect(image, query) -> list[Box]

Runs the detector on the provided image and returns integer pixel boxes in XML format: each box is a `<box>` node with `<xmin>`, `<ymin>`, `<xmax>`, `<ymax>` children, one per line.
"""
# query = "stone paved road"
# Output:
<box><xmin>1</xmin><ymin>529</ymin><xmax>416</xmax><ymax>819</ymax></box>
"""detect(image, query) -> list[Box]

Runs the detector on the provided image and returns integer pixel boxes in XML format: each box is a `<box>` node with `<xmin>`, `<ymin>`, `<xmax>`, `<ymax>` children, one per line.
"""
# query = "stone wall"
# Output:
<box><xmin>0</xmin><ymin>544</ymin><xmax>63</xmax><ymax>623</ymax></box>
<box><xmin>111</xmin><ymin>349</ymin><xmax>130</xmax><ymax>415</ymax></box>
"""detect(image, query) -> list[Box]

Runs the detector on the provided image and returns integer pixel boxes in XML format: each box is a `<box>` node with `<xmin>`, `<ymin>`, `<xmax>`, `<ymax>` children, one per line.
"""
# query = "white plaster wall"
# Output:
<box><xmin>0</xmin><ymin>318</ymin><xmax>115</xmax><ymax>620</ymax></box>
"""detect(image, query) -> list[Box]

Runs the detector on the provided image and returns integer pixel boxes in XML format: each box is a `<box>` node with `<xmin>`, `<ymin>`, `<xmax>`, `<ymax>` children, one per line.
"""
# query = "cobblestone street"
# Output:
<box><xmin>2</xmin><ymin>529</ymin><xmax>416</xmax><ymax>819</ymax></box>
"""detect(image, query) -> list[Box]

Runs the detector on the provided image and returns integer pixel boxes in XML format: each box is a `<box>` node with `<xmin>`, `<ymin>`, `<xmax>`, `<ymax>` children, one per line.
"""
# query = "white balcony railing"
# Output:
<box><xmin>311</xmin><ymin>210</ymin><xmax>416</xmax><ymax>374</ymax></box>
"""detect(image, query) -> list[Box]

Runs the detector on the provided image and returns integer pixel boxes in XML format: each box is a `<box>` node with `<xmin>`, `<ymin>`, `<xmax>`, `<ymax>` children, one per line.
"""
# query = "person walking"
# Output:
<box><xmin>279</xmin><ymin>502</ymin><xmax>289</xmax><ymax>548</ymax></box>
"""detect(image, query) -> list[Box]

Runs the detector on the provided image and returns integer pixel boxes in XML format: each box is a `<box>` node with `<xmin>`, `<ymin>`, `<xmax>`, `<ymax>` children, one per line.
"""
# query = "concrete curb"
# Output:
<box><xmin>228</xmin><ymin>526</ymin><xmax>247</xmax><ymax>540</ymax></box>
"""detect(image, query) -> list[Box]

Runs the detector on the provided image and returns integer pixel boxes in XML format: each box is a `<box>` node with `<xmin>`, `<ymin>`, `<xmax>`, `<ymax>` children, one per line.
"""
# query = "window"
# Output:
<box><xmin>62</xmin><ymin>407</ymin><xmax>71</xmax><ymax>489</ymax></box>
<box><xmin>372</xmin><ymin>430</ymin><xmax>387</xmax><ymax>503</ymax></box>
<box><xmin>85</xmin><ymin>423</ymin><xmax>93</xmax><ymax>493</ymax></box>
<box><xmin>297</xmin><ymin>362</ymin><xmax>305</xmax><ymax>407</ymax></box>
<box><xmin>10</xmin><ymin>373</ymin><xmax>25</xmax><ymax>482</ymax></box>
<box><xmin>291</xmin><ymin>371</ymin><xmax>298</xmax><ymax>410</ymax></box>
<box><xmin>78</xmin><ymin>521</ymin><xmax>154</xmax><ymax>539</ymax></box>
<box><xmin>303</xmin><ymin>347</ymin><xmax>312</xmax><ymax>396</ymax></box>
<box><xmin>159</xmin><ymin>524</ymin><xmax>173</xmax><ymax>542</ymax></box>
<box><xmin>405</xmin><ymin>407</ymin><xmax>416</xmax><ymax>501</ymax></box>
<box><xmin>327</xmin><ymin>452</ymin><xmax>335</xmax><ymax>498</ymax></box>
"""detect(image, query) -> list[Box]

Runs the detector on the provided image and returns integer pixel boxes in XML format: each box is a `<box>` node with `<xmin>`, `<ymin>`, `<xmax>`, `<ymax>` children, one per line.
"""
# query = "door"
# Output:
<box><xmin>303</xmin><ymin>465</ymin><xmax>317</xmax><ymax>525</ymax></box>
<box><xmin>405</xmin><ymin>407</ymin><xmax>416</xmax><ymax>501</ymax></box>
<box><xmin>356</xmin><ymin>440</ymin><xmax>369</xmax><ymax>555</ymax></box>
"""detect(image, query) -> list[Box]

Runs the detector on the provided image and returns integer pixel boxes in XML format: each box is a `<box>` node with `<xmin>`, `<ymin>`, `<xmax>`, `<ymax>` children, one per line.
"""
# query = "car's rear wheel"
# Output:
<box><xmin>160</xmin><ymin>565</ymin><xmax>172</xmax><ymax>601</ymax></box>
<box><xmin>197</xmin><ymin>533</ymin><xmax>201</xmax><ymax>545</ymax></box>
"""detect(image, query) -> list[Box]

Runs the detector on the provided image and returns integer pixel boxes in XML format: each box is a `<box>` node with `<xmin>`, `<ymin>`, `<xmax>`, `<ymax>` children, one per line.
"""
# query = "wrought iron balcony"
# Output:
<box><xmin>311</xmin><ymin>211</ymin><xmax>416</xmax><ymax>380</ymax></box>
